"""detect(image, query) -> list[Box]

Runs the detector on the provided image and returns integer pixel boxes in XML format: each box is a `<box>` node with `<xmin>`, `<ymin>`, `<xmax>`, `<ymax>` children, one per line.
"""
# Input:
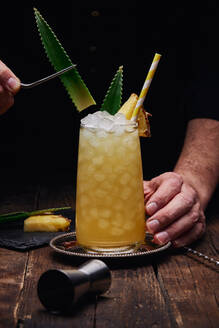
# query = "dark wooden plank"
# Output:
<box><xmin>155</xmin><ymin>250</ymin><xmax>219</xmax><ymax>328</ymax></box>
<box><xmin>0</xmin><ymin>180</ymin><xmax>39</xmax><ymax>328</ymax></box>
<box><xmin>16</xmin><ymin>177</ymin><xmax>175</xmax><ymax>328</ymax></box>
<box><xmin>0</xmin><ymin>182</ymin><xmax>39</xmax><ymax>214</ymax></box>
<box><xmin>155</xmin><ymin>197</ymin><xmax>219</xmax><ymax>328</ymax></box>
<box><xmin>0</xmin><ymin>248</ymin><xmax>28</xmax><ymax>328</ymax></box>
<box><xmin>33</xmin><ymin>171</ymin><xmax>76</xmax><ymax>211</ymax></box>
<box><xmin>95</xmin><ymin>260</ymin><xmax>176</xmax><ymax>328</ymax></box>
<box><xmin>16</xmin><ymin>247</ymin><xmax>96</xmax><ymax>328</ymax></box>
<box><xmin>16</xmin><ymin>177</ymin><xmax>97</xmax><ymax>327</ymax></box>
<box><xmin>3</xmin><ymin>176</ymin><xmax>219</xmax><ymax>328</ymax></box>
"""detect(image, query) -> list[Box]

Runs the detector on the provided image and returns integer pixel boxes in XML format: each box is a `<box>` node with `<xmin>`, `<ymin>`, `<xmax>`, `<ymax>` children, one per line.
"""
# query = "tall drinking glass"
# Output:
<box><xmin>76</xmin><ymin>113</ymin><xmax>145</xmax><ymax>253</ymax></box>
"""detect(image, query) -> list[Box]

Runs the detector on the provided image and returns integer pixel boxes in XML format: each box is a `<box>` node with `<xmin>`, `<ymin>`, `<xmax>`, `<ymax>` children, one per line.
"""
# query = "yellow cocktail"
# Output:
<box><xmin>76</xmin><ymin>111</ymin><xmax>145</xmax><ymax>252</ymax></box>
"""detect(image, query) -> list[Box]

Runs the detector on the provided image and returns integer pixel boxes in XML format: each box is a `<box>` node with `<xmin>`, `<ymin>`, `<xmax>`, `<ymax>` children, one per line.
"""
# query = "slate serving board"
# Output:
<box><xmin>0</xmin><ymin>209</ymin><xmax>75</xmax><ymax>251</ymax></box>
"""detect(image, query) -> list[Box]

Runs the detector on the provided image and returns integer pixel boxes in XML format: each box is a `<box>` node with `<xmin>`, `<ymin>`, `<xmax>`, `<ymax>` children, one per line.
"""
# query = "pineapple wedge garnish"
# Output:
<box><xmin>137</xmin><ymin>107</ymin><xmax>151</xmax><ymax>137</ymax></box>
<box><xmin>118</xmin><ymin>93</ymin><xmax>138</xmax><ymax>119</ymax></box>
<box><xmin>24</xmin><ymin>214</ymin><xmax>71</xmax><ymax>232</ymax></box>
<box><xmin>118</xmin><ymin>93</ymin><xmax>151</xmax><ymax>137</ymax></box>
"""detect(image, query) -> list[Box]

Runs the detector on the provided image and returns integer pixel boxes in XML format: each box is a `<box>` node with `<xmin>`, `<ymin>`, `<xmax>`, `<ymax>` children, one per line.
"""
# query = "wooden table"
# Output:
<box><xmin>0</xmin><ymin>171</ymin><xmax>219</xmax><ymax>328</ymax></box>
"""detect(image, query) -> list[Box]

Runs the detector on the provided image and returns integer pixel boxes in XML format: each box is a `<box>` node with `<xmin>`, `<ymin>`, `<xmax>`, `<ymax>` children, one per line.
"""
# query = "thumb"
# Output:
<box><xmin>0</xmin><ymin>60</ymin><xmax>20</xmax><ymax>95</ymax></box>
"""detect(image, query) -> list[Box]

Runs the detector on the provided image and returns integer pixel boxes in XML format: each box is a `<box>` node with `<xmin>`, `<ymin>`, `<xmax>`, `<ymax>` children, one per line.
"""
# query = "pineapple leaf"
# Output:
<box><xmin>100</xmin><ymin>66</ymin><xmax>123</xmax><ymax>115</ymax></box>
<box><xmin>0</xmin><ymin>207</ymin><xmax>71</xmax><ymax>224</ymax></box>
<box><xmin>34</xmin><ymin>8</ymin><xmax>96</xmax><ymax>111</ymax></box>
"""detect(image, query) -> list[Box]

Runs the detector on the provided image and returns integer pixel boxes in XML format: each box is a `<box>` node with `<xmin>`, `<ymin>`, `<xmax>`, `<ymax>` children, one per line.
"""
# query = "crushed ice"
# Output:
<box><xmin>81</xmin><ymin>111</ymin><xmax>136</xmax><ymax>133</ymax></box>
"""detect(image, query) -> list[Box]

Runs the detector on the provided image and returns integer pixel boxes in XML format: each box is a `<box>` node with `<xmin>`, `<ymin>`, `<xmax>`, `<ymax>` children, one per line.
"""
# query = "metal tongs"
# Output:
<box><xmin>146</xmin><ymin>232</ymin><xmax>219</xmax><ymax>267</ymax></box>
<box><xmin>184</xmin><ymin>247</ymin><xmax>219</xmax><ymax>266</ymax></box>
<box><xmin>20</xmin><ymin>65</ymin><xmax>75</xmax><ymax>89</ymax></box>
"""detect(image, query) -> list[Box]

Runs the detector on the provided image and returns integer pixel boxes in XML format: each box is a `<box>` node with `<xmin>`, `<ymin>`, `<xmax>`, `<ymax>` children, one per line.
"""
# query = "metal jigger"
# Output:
<box><xmin>37</xmin><ymin>259</ymin><xmax>111</xmax><ymax>313</ymax></box>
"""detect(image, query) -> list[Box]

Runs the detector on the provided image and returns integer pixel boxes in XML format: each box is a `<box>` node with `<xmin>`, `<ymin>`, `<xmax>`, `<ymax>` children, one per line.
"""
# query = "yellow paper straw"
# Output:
<box><xmin>131</xmin><ymin>53</ymin><xmax>161</xmax><ymax>121</ymax></box>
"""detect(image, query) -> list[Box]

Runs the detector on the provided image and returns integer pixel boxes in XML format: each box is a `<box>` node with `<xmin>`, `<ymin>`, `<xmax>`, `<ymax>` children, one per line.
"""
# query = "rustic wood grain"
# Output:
<box><xmin>16</xmin><ymin>247</ymin><xmax>96</xmax><ymax>328</ymax></box>
<box><xmin>154</xmin><ymin>196</ymin><xmax>219</xmax><ymax>328</ymax></box>
<box><xmin>15</xmin><ymin>176</ymin><xmax>97</xmax><ymax>327</ymax></box>
<box><xmin>1</xmin><ymin>176</ymin><xmax>219</xmax><ymax>328</ymax></box>
<box><xmin>95</xmin><ymin>262</ymin><xmax>175</xmax><ymax>328</ymax></box>
<box><xmin>155</xmin><ymin>250</ymin><xmax>219</xmax><ymax>328</ymax></box>
<box><xmin>0</xmin><ymin>181</ymin><xmax>38</xmax><ymax>328</ymax></box>
<box><xmin>0</xmin><ymin>248</ymin><xmax>28</xmax><ymax>327</ymax></box>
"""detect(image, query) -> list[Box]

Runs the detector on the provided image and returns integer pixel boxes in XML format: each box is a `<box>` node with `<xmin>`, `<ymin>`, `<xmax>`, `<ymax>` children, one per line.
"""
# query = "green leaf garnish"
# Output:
<box><xmin>0</xmin><ymin>206</ymin><xmax>71</xmax><ymax>224</ymax></box>
<box><xmin>100</xmin><ymin>66</ymin><xmax>123</xmax><ymax>115</ymax></box>
<box><xmin>34</xmin><ymin>8</ymin><xmax>96</xmax><ymax>111</ymax></box>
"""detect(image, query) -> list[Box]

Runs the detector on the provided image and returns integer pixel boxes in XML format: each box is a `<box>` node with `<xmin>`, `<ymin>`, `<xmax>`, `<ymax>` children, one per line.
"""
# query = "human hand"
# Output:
<box><xmin>144</xmin><ymin>172</ymin><xmax>206</xmax><ymax>247</ymax></box>
<box><xmin>0</xmin><ymin>60</ymin><xmax>20</xmax><ymax>115</ymax></box>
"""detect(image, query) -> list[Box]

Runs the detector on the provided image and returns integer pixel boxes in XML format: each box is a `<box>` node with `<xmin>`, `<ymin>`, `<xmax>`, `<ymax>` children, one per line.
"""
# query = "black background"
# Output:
<box><xmin>0</xmin><ymin>1</ymin><xmax>219</xmax><ymax>184</ymax></box>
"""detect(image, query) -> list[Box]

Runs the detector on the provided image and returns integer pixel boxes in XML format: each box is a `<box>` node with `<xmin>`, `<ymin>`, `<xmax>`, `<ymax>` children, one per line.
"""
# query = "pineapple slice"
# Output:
<box><xmin>137</xmin><ymin>107</ymin><xmax>151</xmax><ymax>137</ymax></box>
<box><xmin>118</xmin><ymin>93</ymin><xmax>151</xmax><ymax>137</ymax></box>
<box><xmin>118</xmin><ymin>93</ymin><xmax>138</xmax><ymax>119</ymax></box>
<box><xmin>24</xmin><ymin>214</ymin><xmax>71</xmax><ymax>232</ymax></box>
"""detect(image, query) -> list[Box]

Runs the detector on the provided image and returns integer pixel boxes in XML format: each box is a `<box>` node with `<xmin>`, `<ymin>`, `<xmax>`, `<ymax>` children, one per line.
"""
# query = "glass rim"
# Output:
<box><xmin>80</xmin><ymin>121</ymin><xmax>138</xmax><ymax>130</ymax></box>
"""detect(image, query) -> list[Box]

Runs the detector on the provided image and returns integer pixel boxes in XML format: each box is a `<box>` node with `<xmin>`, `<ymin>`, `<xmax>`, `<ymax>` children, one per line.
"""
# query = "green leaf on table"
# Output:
<box><xmin>100</xmin><ymin>66</ymin><xmax>123</xmax><ymax>115</ymax></box>
<box><xmin>34</xmin><ymin>8</ymin><xmax>96</xmax><ymax>111</ymax></box>
<box><xmin>0</xmin><ymin>206</ymin><xmax>71</xmax><ymax>224</ymax></box>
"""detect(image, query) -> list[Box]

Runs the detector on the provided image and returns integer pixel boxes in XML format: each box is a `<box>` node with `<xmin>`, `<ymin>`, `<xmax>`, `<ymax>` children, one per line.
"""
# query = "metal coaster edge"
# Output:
<box><xmin>50</xmin><ymin>232</ymin><xmax>171</xmax><ymax>258</ymax></box>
